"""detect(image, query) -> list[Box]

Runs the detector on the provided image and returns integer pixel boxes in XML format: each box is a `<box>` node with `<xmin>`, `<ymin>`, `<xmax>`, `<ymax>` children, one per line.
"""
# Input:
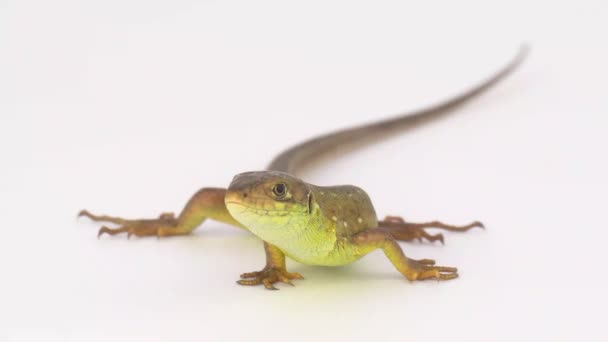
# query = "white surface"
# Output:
<box><xmin>1</xmin><ymin>1</ymin><xmax>607</xmax><ymax>341</ymax></box>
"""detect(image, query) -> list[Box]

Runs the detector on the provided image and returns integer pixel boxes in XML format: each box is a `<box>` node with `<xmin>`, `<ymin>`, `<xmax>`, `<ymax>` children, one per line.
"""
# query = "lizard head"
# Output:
<box><xmin>225</xmin><ymin>171</ymin><xmax>315</xmax><ymax>240</ymax></box>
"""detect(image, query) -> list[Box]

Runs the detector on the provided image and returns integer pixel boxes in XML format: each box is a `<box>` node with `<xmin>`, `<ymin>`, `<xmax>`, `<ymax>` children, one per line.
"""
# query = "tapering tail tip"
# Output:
<box><xmin>512</xmin><ymin>43</ymin><xmax>531</xmax><ymax>69</ymax></box>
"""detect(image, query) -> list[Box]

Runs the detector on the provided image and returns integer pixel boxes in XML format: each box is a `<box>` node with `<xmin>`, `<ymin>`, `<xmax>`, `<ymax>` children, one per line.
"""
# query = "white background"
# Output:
<box><xmin>1</xmin><ymin>0</ymin><xmax>607</xmax><ymax>341</ymax></box>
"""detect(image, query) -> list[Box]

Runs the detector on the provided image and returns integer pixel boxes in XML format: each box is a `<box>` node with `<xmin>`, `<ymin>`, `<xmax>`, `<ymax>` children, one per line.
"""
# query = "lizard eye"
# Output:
<box><xmin>272</xmin><ymin>183</ymin><xmax>287</xmax><ymax>198</ymax></box>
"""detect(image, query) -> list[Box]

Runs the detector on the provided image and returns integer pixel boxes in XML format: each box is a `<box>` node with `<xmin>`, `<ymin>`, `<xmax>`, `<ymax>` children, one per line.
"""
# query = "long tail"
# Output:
<box><xmin>267</xmin><ymin>46</ymin><xmax>529</xmax><ymax>174</ymax></box>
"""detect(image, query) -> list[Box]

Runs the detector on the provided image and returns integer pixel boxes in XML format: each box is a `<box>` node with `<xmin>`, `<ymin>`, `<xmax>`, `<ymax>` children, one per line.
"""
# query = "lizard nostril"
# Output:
<box><xmin>243</xmin><ymin>193</ymin><xmax>248</xmax><ymax>198</ymax></box>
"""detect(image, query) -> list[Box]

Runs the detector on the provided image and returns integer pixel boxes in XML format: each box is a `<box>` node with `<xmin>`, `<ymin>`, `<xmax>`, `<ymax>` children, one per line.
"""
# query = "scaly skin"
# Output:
<box><xmin>79</xmin><ymin>46</ymin><xmax>527</xmax><ymax>290</ymax></box>
<box><xmin>225</xmin><ymin>171</ymin><xmax>467</xmax><ymax>285</ymax></box>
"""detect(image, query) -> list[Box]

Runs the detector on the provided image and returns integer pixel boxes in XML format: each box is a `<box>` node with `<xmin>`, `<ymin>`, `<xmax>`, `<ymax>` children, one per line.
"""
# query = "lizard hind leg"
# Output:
<box><xmin>379</xmin><ymin>215</ymin><xmax>484</xmax><ymax>244</ymax></box>
<box><xmin>78</xmin><ymin>188</ymin><xmax>245</xmax><ymax>238</ymax></box>
<box><xmin>78</xmin><ymin>209</ymin><xmax>143</xmax><ymax>225</ymax></box>
<box><xmin>79</xmin><ymin>210</ymin><xmax>181</xmax><ymax>238</ymax></box>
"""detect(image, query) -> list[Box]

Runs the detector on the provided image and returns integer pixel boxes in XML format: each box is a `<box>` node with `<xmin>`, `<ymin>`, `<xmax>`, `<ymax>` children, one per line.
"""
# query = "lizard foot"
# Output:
<box><xmin>404</xmin><ymin>258</ymin><xmax>458</xmax><ymax>281</ymax></box>
<box><xmin>379</xmin><ymin>215</ymin><xmax>484</xmax><ymax>244</ymax></box>
<box><xmin>78</xmin><ymin>209</ymin><xmax>180</xmax><ymax>238</ymax></box>
<box><xmin>237</xmin><ymin>266</ymin><xmax>304</xmax><ymax>290</ymax></box>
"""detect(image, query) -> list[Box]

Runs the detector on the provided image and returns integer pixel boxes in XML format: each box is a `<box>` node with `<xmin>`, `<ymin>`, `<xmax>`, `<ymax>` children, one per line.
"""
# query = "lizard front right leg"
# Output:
<box><xmin>79</xmin><ymin>188</ymin><xmax>246</xmax><ymax>237</ymax></box>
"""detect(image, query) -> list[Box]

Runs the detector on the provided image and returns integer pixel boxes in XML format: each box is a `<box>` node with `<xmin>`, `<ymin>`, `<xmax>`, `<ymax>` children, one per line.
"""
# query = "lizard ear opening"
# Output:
<box><xmin>307</xmin><ymin>192</ymin><xmax>313</xmax><ymax>215</ymax></box>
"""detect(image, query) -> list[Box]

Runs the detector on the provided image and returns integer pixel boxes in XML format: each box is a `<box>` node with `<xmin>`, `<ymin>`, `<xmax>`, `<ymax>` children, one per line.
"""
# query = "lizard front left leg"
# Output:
<box><xmin>379</xmin><ymin>215</ymin><xmax>483</xmax><ymax>244</ymax></box>
<box><xmin>237</xmin><ymin>242</ymin><xmax>303</xmax><ymax>290</ymax></box>
<box><xmin>352</xmin><ymin>228</ymin><xmax>458</xmax><ymax>281</ymax></box>
<box><xmin>79</xmin><ymin>188</ymin><xmax>245</xmax><ymax>238</ymax></box>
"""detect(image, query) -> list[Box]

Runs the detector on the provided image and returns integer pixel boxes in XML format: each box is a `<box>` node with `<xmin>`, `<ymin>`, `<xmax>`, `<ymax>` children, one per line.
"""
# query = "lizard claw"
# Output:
<box><xmin>237</xmin><ymin>266</ymin><xmax>303</xmax><ymax>290</ymax></box>
<box><xmin>404</xmin><ymin>258</ymin><xmax>458</xmax><ymax>281</ymax></box>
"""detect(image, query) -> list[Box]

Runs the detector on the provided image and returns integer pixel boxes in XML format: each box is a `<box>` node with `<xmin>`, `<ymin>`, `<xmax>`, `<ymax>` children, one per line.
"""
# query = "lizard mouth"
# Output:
<box><xmin>225</xmin><ymin>201</ymin><xmax>306</xmax><ymax>215</ymax></box>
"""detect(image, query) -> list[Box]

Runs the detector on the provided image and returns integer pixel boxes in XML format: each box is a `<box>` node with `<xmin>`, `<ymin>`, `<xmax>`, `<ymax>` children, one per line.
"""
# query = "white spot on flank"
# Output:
<box><xmin>358</xmin><ymin>217</ymin><xmax>363</xmax><ymax>224</ymax></box>
<box><xmin>320</xmin><ymin>192</ymin><xmax>324</xmax><ymax>195</ymax></box>
<box><xmin>348</xmin><ymin>193</ymin><xmax>353</xmax><ymax>197</ymax></box>
<box><xmin>343</xmin><ymin>222</ymin><xmax>348</xmax><ymax>228</ymax></box>
<box><xmin>332</xmin><ymin>216</ymin><xmax>337</xmax><ymax>222</ymax></box>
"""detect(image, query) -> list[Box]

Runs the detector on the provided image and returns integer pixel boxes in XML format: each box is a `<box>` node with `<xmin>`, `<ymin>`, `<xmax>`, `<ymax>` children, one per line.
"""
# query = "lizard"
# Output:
<box><xmin>79</xmin><ymin>46</ymin><xmax>528</xmax><ymax>290</ymax></box>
